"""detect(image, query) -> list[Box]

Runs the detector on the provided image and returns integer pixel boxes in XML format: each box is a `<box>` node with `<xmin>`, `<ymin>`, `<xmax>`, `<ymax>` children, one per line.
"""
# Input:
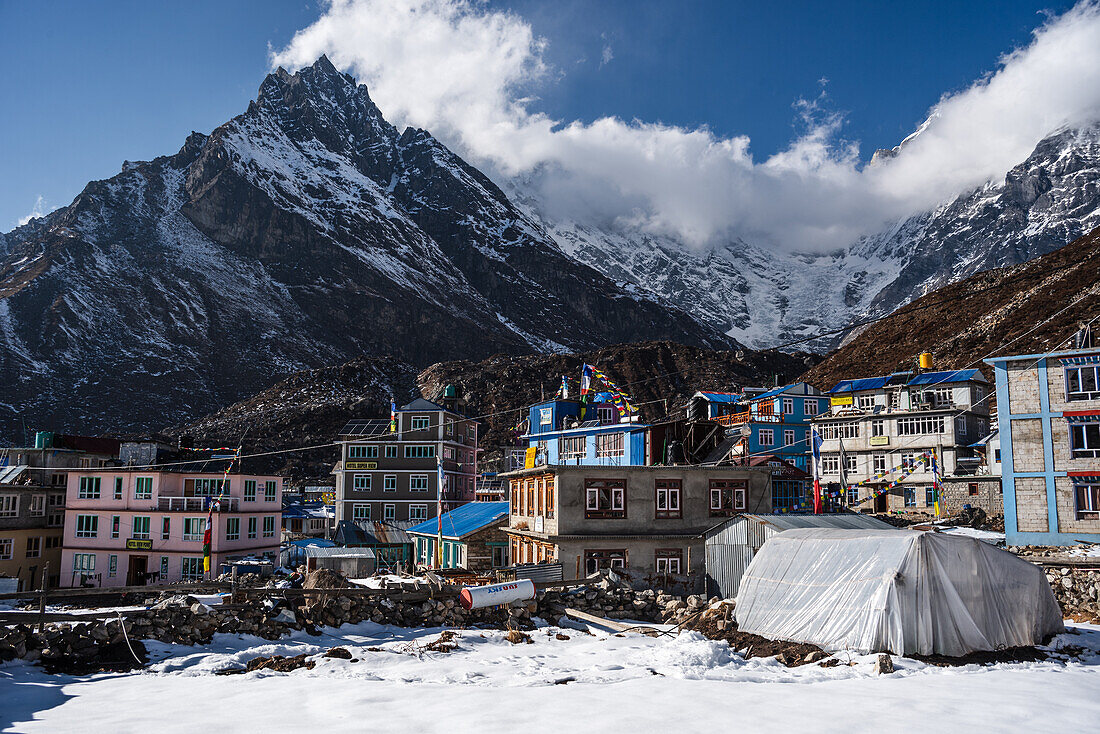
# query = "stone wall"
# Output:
<box><xmin>1043</xmin><ymin>565</ymin><xmax>1100</xmax><ymax>617</ymax></box>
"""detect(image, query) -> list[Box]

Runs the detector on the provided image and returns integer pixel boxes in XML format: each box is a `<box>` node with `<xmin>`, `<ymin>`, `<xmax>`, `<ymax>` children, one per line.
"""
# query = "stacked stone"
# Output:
<box><xmin>1044</xmin><ymin>566</ymin><xmax>1100</xmax><ymax>616</ymax></box>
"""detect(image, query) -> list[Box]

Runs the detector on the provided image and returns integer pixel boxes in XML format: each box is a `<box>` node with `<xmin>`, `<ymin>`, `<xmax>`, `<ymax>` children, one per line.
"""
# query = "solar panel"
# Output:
<box><xmin>578</xmin><ymin>420</ymin><xmax>601</xmax><ymax>428</ymax></box>
<box><xmin>337</xmin><ymin>419</ymin><xmax>389</xmax><ymax>436</ymax></box>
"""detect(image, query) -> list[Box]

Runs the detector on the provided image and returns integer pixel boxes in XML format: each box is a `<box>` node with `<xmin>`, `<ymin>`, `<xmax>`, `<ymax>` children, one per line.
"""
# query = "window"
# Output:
<box><xmin>900</xmin><ymin>452</ymin><xmax>918</xmax><ymax>470</ymax></box>
<box><xmin>73</xmin><ymin>553</ymin><xmax>95</xmax><ymax>572</ymax></box>
<box><xmin>783</xmin><ymin>429</ymin><xmax>796</xmax><ymax>448</ymax></box>
<box><xmin>873</xmin><ymin>453</ymin><xmax>887</xmax><ymax>473</ymax></box>
<box><xmin>262</xmin><ymin>516</ymin><xmax>275</xmax><ymax>537</ymax></box>
<box><xmin>110</xmin><ymin>515</ymin><xmax>121</xmax><ymax>539</ymax></box>
<box><xmin>585</xmin><ymin>479</ymin><xmax>626</xmax><ymax>518</ymax></box>
<box><xmin>0</xmin><ymin>538</ymin><xmax>11</xmax><ymax>560</ymax></box>
<box><xmin>1075</xmin><ymin>483</ymin><xmax>1100</xmax><ymax>519</ymax></box>
<box><xmin>385</xmin><ymin>445</ymin><xmax>398</xmax><ymax>458</ymax></box>
<box><xmin>410</xmin><ymin>475</ymin><xmax>429</xmax><ymax>492</ymax></box>
<box><xmin>76</xmin><ymin>514</ymin><xmax>98</xmax><ymax>538</ymax></box>
<box><xmin>897</xmin><ymin>416</ymin><xmax>945</xmax><ymax>435</ymax></box>
<box><xmin>584</xmin><ymin>549</ymin><xmax>626</xmax><ymax>575</ymax></box>
<box><xmin>1070</xmin><ymin>423</ymin><xmax>1100</xmax><ymax>458</ymax></box>
<box><xmin>597</xmin><ymin>405</ymin><xmax>616</xmax><ymax>424</ymax></box>
<box><xmin>45</xmin><ymin>536</ymin><xmax>61</xmax><ymax>550</ymax></box>
<box><xmin>904</xmin><ymin>486</ymin><xmax>916</xmax><ymax>507</ymax></box>
<box><xmin>47</xmin><ymin>507</ymin><xmax>63</xmax><ymax>527</ymax></box>
<box><xmin>930</xmin><ymin>388</ymin><xmax>953</xmax><ymax>407</ymax></box>
<box><xmin>181</xmin><ymin>557</ymin><xmax>204</xmax><ymax>581</ymax></box>
<box><xmin>183</xmin><ymin>518</ymin><xmax>206</xmax><ymax>541</ymax></box>
<box><xmin>871</xmin><ymin>419</ymin><xmax>885</xmax><ymax>437</ymax></box>
<box><xmin>25</xmin><ymin>536</ymin><xmax>41</xmax><ymax>558</ymax></box>
<box><xmin>846</xmin><ymin>484</ymin><xmax>859</xmax><ymax>505</ymax></box>
<box><xmin>443</xmin><ymin>447</ymin><xmax>454</xmax><ymax>460</ymax></box>
<box><xmin>244</xmin><ymin>480</ymin><xmax>257</xmax><ymax>502</ymax></box>
<box><xmin>384</xmin><ymin>475</ymin><xmax>397</xmax><ymax>492</ymax></box>
<box><xmin>803</xmin><ymin>398</ymin><xmax>819</xmax><ymax>416</ymax></box>
<box><xmin>0</xmin><ymin>495</ymin><xmax>17</xmax><ymax>518</ymax></box>
<box><xmin>160</xmin><ymin>556</ymin><xmax>169</xmax><ymax>577</ymax></box>
<box><xmin>925</xmin><ymin>486</ymin><xmax>936</xmax><ymax>506</ymax></box>
<box><xmin>134</xmin><ymin>477</ymin><xmax>153</xmax><ymax>500</ymax></box>
<box><xmin>710</xmin><ymin>479</ymin><xmax>747</xmax><ymax>516</ymax></box>
<box><xmin>108</xmin><ymin>554</ymin><xmax>117</xmax><ymax>577</ymax></box>
<box><xmin>405</xmin><ymin>445</ymin><xmax>435</xmax><ymax>459</ymax></box>
<box><xmin>51</xmin><ymin>473</ymin><xmax>65</xmax><ymax>486</ymax></box>
<box><xmin>247</xmin><ymin>517</ymin><xmax>257</xmax><ymax>539</ymax></box>
<box><xmin>26</xmin><ymin>494</ymin><xmax>45</xmax><ymax>517</ymax></box>
<box><xmin>656</xmin><ymin>548</ymin><xmax>683</xmax><ymax>575</ymax></box>
<box><xmin>411</xmin><ymin>416</ymin><xmax>431</xmax><ymax>430</ymax></box>
<box><xmin>858</xmin><ymin>395</ymin><xmax>876</xmax><ymax>410</ymax></box>
<box><xmin>352</xmin><ymin>504</ymin><xmax>371</xmax><ymax>523</ymax></box>
<box><xmin>187</xmin><ymin>478</ymin><xmax>229</xmax><ymax>496</ymax></box>
<box><xmin>113</xmin><ymin>477</ymin><xmax>123</xmax><ymax>500</ymax></box>
<box><xmin>595</xmin><ymin>433</ymin><xmax>625</xmax><ymax>458</ymax></box>
<box><xmin>819</xmin><ymin>422</ymin><xmax>860</xmax><ymax>440</ymax></box>
<box><xmin>845</xmin><ymin>454</ymin><xmax>857</xmax><ymax>473</ymax></box>
<box><xmin>888</xmin><ymin>391</ymin><xmax>900</xmax><ymax>410</ymax></box>
<box><xmin>821</xmin><ymin>455</ymin><xmax>840</xmax><ymax>474</ymax></box>
<box><xmin>968</xmin><ymin>482</ymin><xmax>980</xmax><ymax>496</ymax></box>
<box><xmin>758</xmin><ymin>429</ymin><xmax>774</xmax><ymax>447</ymax></box>
<box><xmin>546</xmin><ymin>477</ymin><xmax>555</xmax><ymax>518</ymax></box>
<box><xmin>559</xmin><ymin>435</ymin><xmax>586</xmax><ymax>459</ymax></box>
<box><xmin>782</xmin><ymin>397</ymin><xmax>795</xmax><ymax>415</ymax></box>
<box><xmin>78</xmin><ymin>477</ymin><xmax>101</xmax><ymax>499</ymax></box>
<box><xmin>162</xmin><ymin>516</ymin><xmax>171</xmax><ymax>540</ymax></box>
<box><xmin>772</xmin><ymin>480</ymin><xmax>803</xmax><ymax>510</ymax></box>
<box><xmin>655</xmin><ymin>479</ymin><xmax>682</xmax><ymax>519</ymax></box>
<box><xmin>955</xmin><ymin>416</ymin><xmax>968</xmax><ymax>437</ymax></box>
<box><xmin>265</xmin><ymin>481</ymin><xmax>277</xmax><ymax>502</ymax></box>
<box><xmin>468</xmin><ymin>424</ymin><xmax>477</xmax><ymax>438</ymax></box>
<box><xmin>410</xmin><ymin>504</ymin><xmax>428</xmax><ymax>521</ymax></box>
<box><xmin>491</xmin><ymin>545</ymin><xmax>507</xmax><ymax>568</ymax></box>
<box><xmin>1066</xmin><ymin>365</ymin><xmax>1100</xmax><ymax>401</ymax></box>
<box><xmin>384</xmin><ymin>504</ymin><xmax>396</xmax><ymax>521</ymax></box>
<box><xmin>226</xmin><ymin>517</ymin><xmax>240</xmax><ymax>540</ymax></box>
<box><xmin>348</xmin><ymin>445</ymin><xmax>378</xmax><ymax>459</ymax></box>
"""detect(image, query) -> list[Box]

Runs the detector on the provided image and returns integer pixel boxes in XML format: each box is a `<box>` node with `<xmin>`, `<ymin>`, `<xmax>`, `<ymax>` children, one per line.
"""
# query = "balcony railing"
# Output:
<box><xmin>714</xmin><ymin>405</ymin><xmax>784</xmax><ymax>426</ymax></box>
<box><xmin>157</xmin><ymin>496</ymin><xmax>240</xmax><ymax>512</ymax></box>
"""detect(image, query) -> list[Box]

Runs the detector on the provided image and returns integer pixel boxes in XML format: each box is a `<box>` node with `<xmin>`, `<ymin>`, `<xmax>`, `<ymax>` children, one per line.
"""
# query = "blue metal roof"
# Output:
<box><xmin>827</xmin><ymin>376</ymin><xmax>889</xmax><ymax>393</ymax></box>
<box><xmin>406</xmin><ymin>501</ymin><xmax>509</xmax><ymax>540</ymax></box>
<box><xmin>750</xmin><ymin>384</ymin><xmax>796</xmax><ymax>402</ymax></box>
<box><xmin>696</xmin><ymin>391</ymin><xmax>742</xmax><ymax>403</ymax></box>
<box><xmin>906</xmin><ymin>369</ymin><xmax>984</xmax><ymax>386</ymax></box>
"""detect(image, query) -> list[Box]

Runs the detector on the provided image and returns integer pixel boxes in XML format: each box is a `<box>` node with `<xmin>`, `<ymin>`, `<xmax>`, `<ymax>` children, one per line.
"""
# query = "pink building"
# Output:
<box><xmin>60</xmin><ymin>470</ymin><xmax>282</xmax><ymax>587</ymax></box>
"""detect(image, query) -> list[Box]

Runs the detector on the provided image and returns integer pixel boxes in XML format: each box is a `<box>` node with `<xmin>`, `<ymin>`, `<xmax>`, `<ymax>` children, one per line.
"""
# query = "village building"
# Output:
<box><xmin>333</xmin><ymin>397</ymin><xmax>478</xmax><ymax>527</ymax></box>
<box><xmin>0</xmin><ymin>432</ymin><xmax>121</xmax><ymax>590</ymax></box>
<box><xmin>500</xmin><ymin>464</ymin><xmax>771</xmax><ymax>582</ymax></box>
<box><xmin>281</xmin><ymin>501</ymin><xmax>334</xmax><ymax>539</ymax></box>
<box><xmin>692</xmin><ymin>383</ymin><xmax>826</xmax><ymax>471</ymax></box>
<box><xmin>985</xmin><ymin>333</ymin><xmax>1100</xmax><ymax>546</ymax></box>
<box><xmin>475</xmin><ymin>472</ymin><xmax>507</xmax><ymax>502</ymax></box>
<box><xmin>521</xmin><ymin>395</ymin><xmax>647</xmax><ymax>467</ymax></box>
<box><xmin>408</xmin><ymin>501</ymin><xmax>510</xmax><ymax>571</ymax></box>
<box><xmin>811</xmin><ymin>367</ymin><xmax>996</xmax><ymax>515</ymax></box>
<box><xmin>731</xmin><ymin>454</ymin><xmax>812</xmax><ymax>513</ymax></box>
<box><xmin>331</xmin><ymin>520</ymin><xmax>414</xmax><ymax>570</ymax></box>
<box><xmin>59</xmin><ymin>470</ymin><xmax>282</xmax><ymax>587</ymax></box>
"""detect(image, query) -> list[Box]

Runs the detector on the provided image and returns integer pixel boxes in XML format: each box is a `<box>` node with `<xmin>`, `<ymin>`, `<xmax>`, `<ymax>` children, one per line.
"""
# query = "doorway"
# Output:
<box><xmin>873</xmin><ymin>492</ymin><xmax>888</xmax><ymax>513</ymax></box>
<box><xmin>127</xmin><ymin>555</ymin><xmax>148</xmax><ymax>585</ymax></box>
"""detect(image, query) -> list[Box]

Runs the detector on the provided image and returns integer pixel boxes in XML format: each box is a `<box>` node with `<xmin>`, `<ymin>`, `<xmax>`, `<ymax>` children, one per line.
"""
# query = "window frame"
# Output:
<box><xmin>1065</xmin><ymin>364</ymin><xmax>1100</xmax><ymax>401</ymax></box>
<box><xmin>75</xmin><ymin>514</ymin><xmax>99</xmax><ymax>538</ymax></box>
<box><xmin>594</xmin><ymin>432</ymin><xmax>625</xmax><ymax>458</ymax></box>
<box><xmin>709</xmin><ymin>479</ymin><xmax>747</xmax><ymax>516</ymax></box>
<box><xmin>383</xmin><ymin>475</ymin><xmax>397</xmax><ymax>492</ymax></box>
<box><xmin>1069</xmin><ymin>422</ymin><xmax>1100</xmax><ymax>459</ymax></box>
<box><xmin>78</xmin><ymin>476</ymin><xmax>101</xmax><ymax>500</ymax></box>
<box><xmin>410</xmin><ymin>474</ymin><xmax>429</xmax><ymax>492</ymax></box>
<box><xmin>262</xmin><ymin>516</ymin><xmax>276</xmax><ymax>537</ymax></box>
<box><xmin>409</xmin><ymin>504</ymin><xmax>428</xmax><ymax>522</ymax></box>
<box><xmin>131</xmin><ymin>515</ymin><xmax>150</xmax><ymax>540</ymax></box>
<box><xmin>1074</xmin><ymin>482</ymin><xmax>1100</xmax><ymax>519</ymax></box>
<box><xmin>583</xmin><ymin>548</ymin><xmax>627</xmax><ymax>575</ymax></box>
<box><xmin>655</xmin><ymin>548</ymin><xmax>683</xmax><ymax>575</ymax></box>
<box><xmin>383</xmin><ymin>504</ymin><xmax>396</xmax><ymax>522</ymax></box>
<box><xmin>410</xmin><ymin>416</ymin><xmax>431</xmax><ymax>431</ymax></box>
<box><xmin>584</xmin><ymin>478</ymin><xmax>627</xmax><ymax>519</ymax></box>
<box><xmin>134</xmin><ymin>477</ymin><xmax>153</xmax><ymax>500</ymax></box>
<box><xmin>655</xmin><ymin>479</ymin><xmax>682</xmax><ymax>519</ymax></box>
<box><xmin>225</xmin><ymin>517</ymin><xmax>240</xmax><ymax>541</ymax></box>
<box><xmin>758</xmin><ymin>428</ymin><xmax>774</xmax><ymax>447</ymax></box>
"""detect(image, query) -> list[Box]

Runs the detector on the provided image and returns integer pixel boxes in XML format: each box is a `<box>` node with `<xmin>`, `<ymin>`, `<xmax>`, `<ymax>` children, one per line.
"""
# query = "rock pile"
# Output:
<box><xmin>1044</xmin><ymin>566</ymin><xmax>1100</xmax><ymax>618</ymax></box>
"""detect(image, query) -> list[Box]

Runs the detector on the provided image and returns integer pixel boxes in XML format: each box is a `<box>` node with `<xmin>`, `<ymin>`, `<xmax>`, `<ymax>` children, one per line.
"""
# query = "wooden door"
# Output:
<box><xmin>127</xmin><ymin>555</ymin><xmax>148</xmax><ymax>585</ymax></box>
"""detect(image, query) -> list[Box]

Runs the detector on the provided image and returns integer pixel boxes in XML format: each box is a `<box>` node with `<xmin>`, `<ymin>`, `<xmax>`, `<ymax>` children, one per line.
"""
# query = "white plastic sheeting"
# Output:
<box><xmin>734</xmin><ymin>529</ymin><xmax>1064</xmax><ymax>657</ymax></box>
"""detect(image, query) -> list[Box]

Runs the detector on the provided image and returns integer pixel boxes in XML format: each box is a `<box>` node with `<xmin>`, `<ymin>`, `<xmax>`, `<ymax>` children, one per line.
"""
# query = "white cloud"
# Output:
<box><xmin>271</xmin><ymin>0</ymin><xmax>1100</xmax><ymax>251</ymax></box>
<box><xmin>17</xmin><ymin>196</ymin><xmax>54</xmax><ymax>227</ymax></box>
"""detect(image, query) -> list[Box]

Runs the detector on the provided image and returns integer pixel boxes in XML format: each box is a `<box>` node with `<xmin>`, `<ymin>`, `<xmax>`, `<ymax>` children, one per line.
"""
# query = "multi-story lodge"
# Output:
<box><xmin>60</xmin><ymin>470</ymin><xmax>282</xmax><ymax>587</ymax></box>
<box><xmin>811</xmin><ymin>368</ymin><xmax>994</xmax><ymax>514</ymax></box>
<box><xmin>986</xmin><ymin>334</ymin><xmax>1100</xmax><ymax>546</ymax></box>
<box><xmin>334</xmin><ymin>398</ymin><xmax>478</xmax><ymax>527</ymax></box>
<box><xmin>520</xmin><ymin>395</ymin><xmax>647</xmax><ymax>467</ymax></box>
<box><xmin>501</xmin><ymin>464</ymin><xmax>771</xmax><ymax>581</ymax></box>
<box><xmin>0</xmin><ymin>432</ymin><xmax>120</xmax><ymax>590</ymax></box>
<box><xmin>694</xmin><ymin>383</ymin><xmax>826</xmax><ymax>471</ymax></box>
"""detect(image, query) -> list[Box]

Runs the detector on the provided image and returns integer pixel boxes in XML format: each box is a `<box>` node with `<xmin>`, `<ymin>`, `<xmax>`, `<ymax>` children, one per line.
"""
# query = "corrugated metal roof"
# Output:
<box><xmin>828</xmin><ymin>376</ymin><xmax>889</xmax><ymax>393</ymax></box>
<box><xmin>407</xmin><ymin>501</ymin><xmax>509</xmax><ymax>539</ymax></box>
<box><xmin>302</xmin><ymin>546</ymin><xmax>376</xmax><ymax>559</ymax></box>
<box><xmin>696</xmin><ymin>392</ymin><xmax>742</xmax><ymax>403</ymax></box>
<box><xmin>749</xmin><ymin>384</ymin><xmax>796</xmax><ymax>402</ymax></box>
<box><xmin>706</xmin><ymin>512</ymin><xmax>894</xmax><ymax>541</ymax></box>
<box><xmin>907</xmin><ymin>369</ymin><xmax>985</xmax><ymax>386</ymax></box>
<box><xmin>0</xmin><ymin>465</ymin><xmax>28</xmax><ymax>484</ymax></box>
<box><xmin>401</xmin><ymin>397</ymin><xmax>446</xmax><ymax>411</ymax></box>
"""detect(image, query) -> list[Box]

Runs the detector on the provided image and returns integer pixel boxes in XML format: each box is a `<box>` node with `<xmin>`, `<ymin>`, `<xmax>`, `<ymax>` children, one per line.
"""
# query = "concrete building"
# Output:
<box><xmin>986</xmin><ymin>339</ymin><xmax>1100</xmax><ymax>546</ymax></box>
<box><xmin>501</xmin><ymin>464</ymin><xmax>771</xmax><ymax>583</ymax></box>
<box><xmin>408</xmin><ymin>501</ymin><xmax>510</xmax><ymax>571</ymax></box>
<box><xmin>811</xmin><ymin>368</ymin><xmax>994</xmax><ymax>514</ymax></box>
<box><xmin>701</xmin><ymin>383</ymin><xmax>825</xmax><ymax>471</ymax></box>
<box><xmin>333</xmin><ymin>398</ymin><xmax>478</xmax><ymax>526</ymax></box>
<box><xmin>0</xmin><ymin>433</ymin><xmax>121</xmax><ymax>590</ymax></box>
<box><xmin>522</xmin><ymin>396</ymin><xmax>647</xmax><ymax>467</ymax></box>
<box><xmin>60</xmin><ymin>470</ymin><xmax>282</xmax><ymax>587</ymax></box>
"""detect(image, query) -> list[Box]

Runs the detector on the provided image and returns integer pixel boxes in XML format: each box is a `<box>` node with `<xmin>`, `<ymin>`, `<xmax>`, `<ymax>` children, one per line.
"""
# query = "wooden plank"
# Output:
<box><xmin>0</xmin><ymin>608</ymin><xmax>152</xmax><ymax>625</ymax></box>
<box><xmin>0</xmin><ymin>582</ymin><xmax>233</xmax><ymax>601</ymax></box>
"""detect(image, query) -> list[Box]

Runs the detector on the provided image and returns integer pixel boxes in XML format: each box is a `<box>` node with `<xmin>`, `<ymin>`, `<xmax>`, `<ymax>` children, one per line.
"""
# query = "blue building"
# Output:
<box><xmin>523</xmin><ymin>396</ymin><xmax>648</xmax><ymax>466</ymax></box>
<box><xmin>986</xmin><ymin>343</ymin><xmax>1100</xmax><ymax>546</ymax></box>
<box><xmin>704</xmin><ymin>383</ymin><xmax>825</xmax><ymax>471</ymax></box>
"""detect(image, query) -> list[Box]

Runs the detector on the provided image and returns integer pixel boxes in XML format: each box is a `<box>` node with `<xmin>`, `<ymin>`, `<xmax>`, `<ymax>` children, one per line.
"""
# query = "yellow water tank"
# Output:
<box><xmin>919</xmin><ymin>352</ymin><xmax>933</xmax><ymax>370</ymax></box>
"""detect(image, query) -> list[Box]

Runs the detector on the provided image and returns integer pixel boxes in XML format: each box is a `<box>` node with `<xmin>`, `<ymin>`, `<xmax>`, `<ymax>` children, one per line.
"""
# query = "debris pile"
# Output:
<box><xmin>1044</xmin><ymin>566</ymin><xmax>1100</xmax><ymax>620</ymax></box>
<box><xmin>681</xmin><ymin>602</ymin><xmax>828</xmax><ymax>667</ymax></box>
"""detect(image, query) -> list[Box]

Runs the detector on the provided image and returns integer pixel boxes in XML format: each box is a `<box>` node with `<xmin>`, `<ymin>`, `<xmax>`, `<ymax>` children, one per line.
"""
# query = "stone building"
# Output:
<box><xmin>500</xmin><ymin>464</ymin><xmax>771</xmax><ymax>582</ymax></box>
<box><xmin>811</xmin><ymin>368</ymin><xmax>996</xmax><ymax>515</ymax></box>
<box><xmin>333</xmin><ymin>398</ymin><xmax>478</xmax><ymax>527</ymax></box>
<box><xmin>408</xmin><ymin>501</ymin><xmax>510</xmax><ymax>571</ymax></box>
<box><xmin>986</xmin><ymin>337</ymin><xmax>1100</xmax><ymax>546</ymax></box>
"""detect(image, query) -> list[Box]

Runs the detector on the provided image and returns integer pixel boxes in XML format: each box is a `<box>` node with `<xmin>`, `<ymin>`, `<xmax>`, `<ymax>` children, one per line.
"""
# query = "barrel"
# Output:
<box><xmin>458</xmin><ymin>579</ymin><xmax>536</xmax><ymax>610</ymax></box>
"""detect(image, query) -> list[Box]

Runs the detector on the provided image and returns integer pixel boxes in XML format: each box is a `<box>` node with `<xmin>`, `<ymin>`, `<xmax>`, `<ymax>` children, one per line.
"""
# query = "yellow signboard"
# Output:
<box><xmin>345</xmin><ymin>462</ymin><xmax>378</xmax><ymax>470</ymax></box>
<box><xmin>830</xmin><ymin>395</ymin><xmax>853</xmax><ymax>406</ymax></box>
<box><xmin>125</xmin><ymin>539</ymin><xmax>152</xmax><ymax>551</ymax></box>
<box><xmin>869</xmin><ymin>435</ymin><xmax>890</xmax><ymax>447</ymax></box>
<box><xmin>524</xmin><ymin>446</ymin><xmax>538</xmax><ymax>469</ymax></box>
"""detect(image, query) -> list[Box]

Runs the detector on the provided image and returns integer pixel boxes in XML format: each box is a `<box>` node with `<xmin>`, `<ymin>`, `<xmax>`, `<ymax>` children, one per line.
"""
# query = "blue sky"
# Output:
<box><xmin>0</xmin><ymin>0</ymin><xmax>1081</xmax><ymax>230</ymax></box>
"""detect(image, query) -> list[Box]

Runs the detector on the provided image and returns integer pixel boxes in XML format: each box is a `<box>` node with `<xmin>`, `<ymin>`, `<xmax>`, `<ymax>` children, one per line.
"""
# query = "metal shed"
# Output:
<box><xmin>703</xmin><ymin>513</ymin><xmax>895</xmax><ymax>599</ymax></box>
<box><xmin>302</xmin><ymin>546</ymin><xmax>377</xmax><ymax>578</ymax></box>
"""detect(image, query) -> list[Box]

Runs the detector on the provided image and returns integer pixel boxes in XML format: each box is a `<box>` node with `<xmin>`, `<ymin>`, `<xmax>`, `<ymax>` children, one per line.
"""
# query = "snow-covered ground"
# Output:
<box><xmin>2</xmin><ymin>619</ymin><xmax>1098</xmax><ymax>733</ymax></box>
<box><xmin>936</xmin><ymin>526</ymin><xmax>1006</xmax><ymax>544</ymax></box>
